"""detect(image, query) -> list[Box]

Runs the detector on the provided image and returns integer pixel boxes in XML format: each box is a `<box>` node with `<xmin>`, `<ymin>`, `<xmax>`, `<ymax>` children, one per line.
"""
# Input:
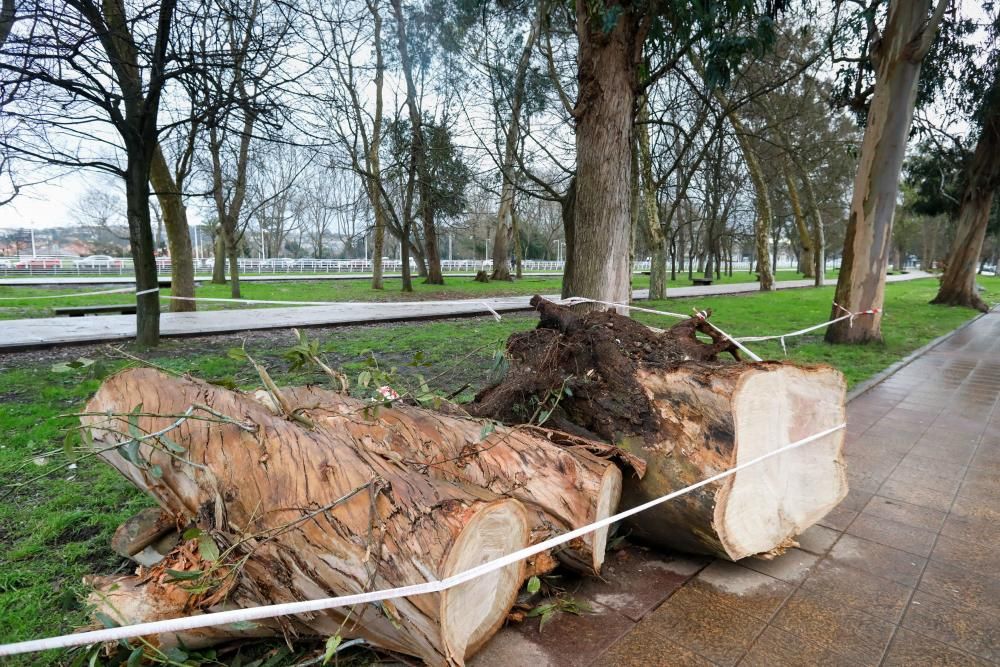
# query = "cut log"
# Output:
<box><xmin>255</xmin><ymin>385</ymin><xmax>623</xmax><ymax>574</ymax></box>
<box><xmin>82</xmin><ymin>368</ymin><xmax>529</xmax><ymax>666</ymax></box>
<box><xmin>623</xmin><ymin>362</ymin><xmax>846</xmax><ymax>560</ymax></box>
<box><xmin>471</xmin><ymin>297</ymin><xmax>848</xmax><ymax>561</ymax></box>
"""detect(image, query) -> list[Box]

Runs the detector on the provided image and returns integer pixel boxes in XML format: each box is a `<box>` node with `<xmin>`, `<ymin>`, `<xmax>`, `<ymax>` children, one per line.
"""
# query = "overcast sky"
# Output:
<box><xmin>0</xmin><ymin>0</ymin><xmax>989</xmax><ymax>232</ymax></box>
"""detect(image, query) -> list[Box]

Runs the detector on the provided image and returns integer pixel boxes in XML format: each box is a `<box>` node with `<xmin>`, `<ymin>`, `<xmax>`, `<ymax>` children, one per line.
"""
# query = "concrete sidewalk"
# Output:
<box><xmin>0</xmin><ymin>272</ymin><xmax>930</xmax><ymax>351</ymax></box>
<box><xmin>471</xmin><ymin>307</ymin><xmax>1000</xmax><ymax>666</ymax></box>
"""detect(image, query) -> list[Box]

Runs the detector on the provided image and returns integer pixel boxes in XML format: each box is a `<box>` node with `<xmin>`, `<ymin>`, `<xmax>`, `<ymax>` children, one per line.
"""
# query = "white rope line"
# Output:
<box><xmin>0</xmin><ymin>422</ymin><xmax>845</xmax><ymax>657</ymax></box>
<box><xmin>0</xmin><ymin>287</ymin><xmax>137</xmax><ymax>300</ymax></box>
<box><xmin>134</xmin><ymin>287</ymin><xmax>161</xmax><ymax>297</ymax></box>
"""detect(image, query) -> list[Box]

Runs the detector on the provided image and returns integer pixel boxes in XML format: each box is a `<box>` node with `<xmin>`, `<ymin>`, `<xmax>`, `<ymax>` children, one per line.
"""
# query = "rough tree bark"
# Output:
<box><xmin>472</xmin><ymin>297</ymin><xmax>847</xmax><ymax>560</ymax></box>
<box><xmin>566</xmin><ymin>2</ymin><xmax>643</xmax><ymax>307</ymax></box>
<box><xmin>211</xmin><ymin>230</ymin><xmax>226</xmax><ymax>284</ymax></box>
<box><xmin>259</xmin><ymin>386</ymin><xmax>625</xmax><ymax>575</ymax></box>
<box><xmin>490</xmin><ymin>4</ymin><xmax>541</xmax><ymax>281</ymax></box>
<box><xmin>82</xmin><ymin>369</ymin><xmax>530</xmax><ymax>666</ymax></box>
<box><xmin>826</xmin><ymin>0</ymin><xmax>949</xmax><ymax>343</ymax></box>
<box><xmin>931</xmin><ymin>77</ymin><xmax>1000</xmax><ymax>312</ymax></box>
<box><xmin>368</xmin><ymin>0</ymin><xmax>386</xmax><ymax>291</ymax></box>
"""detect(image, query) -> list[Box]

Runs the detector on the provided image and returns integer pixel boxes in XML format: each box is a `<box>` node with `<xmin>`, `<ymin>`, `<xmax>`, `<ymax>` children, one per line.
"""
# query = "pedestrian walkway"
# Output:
<box><xmin>0</xmin><ymin>272</ymin><xmax>930</xmax><ymax>350</ymax></box>
<box><xmin>472</xmin><ymin>307</ymin><xmax>1000</xmax><ymax>666</ymax></box>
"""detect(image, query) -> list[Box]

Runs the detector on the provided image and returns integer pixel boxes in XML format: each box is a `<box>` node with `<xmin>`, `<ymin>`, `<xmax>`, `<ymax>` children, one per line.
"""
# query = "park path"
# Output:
<box><xmin>0</xmin><ymin>271</ymin><xmax>930</xmax><ymax>350</ymax></box>
<box><xmin>472</xmin><ymin>306</ymin><xmax>1000</xmax><ymax>666</ymax></box>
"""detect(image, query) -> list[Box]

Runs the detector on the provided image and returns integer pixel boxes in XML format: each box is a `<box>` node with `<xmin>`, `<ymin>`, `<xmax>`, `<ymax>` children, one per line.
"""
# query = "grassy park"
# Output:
<box><xmin>0</xmin><ymin>275</ymin><xmax>996</xmax><ymax>665</ymax></box>
<box><xmin>0</xmin><ymin>269</ymin><xmax>842</xmax><ymax>319</ymax></box>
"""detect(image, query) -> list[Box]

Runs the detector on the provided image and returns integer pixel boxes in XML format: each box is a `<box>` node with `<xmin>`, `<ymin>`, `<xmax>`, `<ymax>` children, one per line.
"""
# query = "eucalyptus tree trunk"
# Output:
<box><xmin>491</xmin><ymin>6</ymin><xmax>541</xmax><ymax>281</ymax></box>
<box><xmin>932</xmin><ymin>92</ymin><xmax>999</xmax><ymax>313</ymax></box>
<box><xmin>125</xmin><ymin>154</ymin><xmax>161</xmax><ymax>348</ymax></box>
<box><xmin>391</xmin><ymin>0</ymin><xmax>443</xmax><ymax>285</ymax></box>
<box><xmin>150</xmin><ymin>146</ymin><xmax>196</xmax><ymax>311</ymax></box>
<box><xmin>566</xmin><ymin>2</ymin><xmax>643</xmax><ymax>308</ymax></box>
<box><xmin>827</xmin><ymin>0</ymin><xmax>948</xmax><ymax>343</ymax></box>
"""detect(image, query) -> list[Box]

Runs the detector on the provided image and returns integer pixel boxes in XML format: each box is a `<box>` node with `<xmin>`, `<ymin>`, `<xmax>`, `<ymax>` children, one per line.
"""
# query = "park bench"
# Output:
<box><xmin>54</xmin><ymin>304</ymin><xmax>137</xmax><ymax>317</ymax></box>
<box><xmin>692</xmin><ymin>278</ymin><xmax>713</xmax><ymax>286</ymax></box>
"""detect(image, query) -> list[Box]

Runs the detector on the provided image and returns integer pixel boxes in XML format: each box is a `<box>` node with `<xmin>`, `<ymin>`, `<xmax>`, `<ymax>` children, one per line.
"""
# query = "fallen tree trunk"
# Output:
<box><xmin>82</xmin><ymin>368</ymin><xmax>529</xmax><ymax>666</ymax></box>
<box><xmin>471</xmin><ymin>297</ymin><xmax>848</xmax><ymax>561</ymax></box>
<box><xmin>256</xmin><ymin>385</ymin><xmax>624</xmax><ymax>574</ymax></box>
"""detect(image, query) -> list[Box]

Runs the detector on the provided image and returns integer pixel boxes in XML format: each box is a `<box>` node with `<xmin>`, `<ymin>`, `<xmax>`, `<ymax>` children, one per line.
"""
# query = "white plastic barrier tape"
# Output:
<box><xmin>0</xmin><ymin>422</ymin><xmax>845</xmax><ymax>657</ymax></box>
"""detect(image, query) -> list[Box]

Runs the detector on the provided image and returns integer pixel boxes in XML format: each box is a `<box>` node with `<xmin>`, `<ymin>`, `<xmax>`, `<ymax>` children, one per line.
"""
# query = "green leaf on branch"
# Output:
<box><xmin>197</xmin><ymin>534</ymin><xmax>220</xmax><ymax>562</ymax></box>
<box><xmin>165</xmin><ymin>569</ymin><xmax>204</xmax><ymax>581</ymax></box>
<box><xmin>526</xmin><ymin>576</ymin><xmax>541</xmax><ymax>594</ymax></box>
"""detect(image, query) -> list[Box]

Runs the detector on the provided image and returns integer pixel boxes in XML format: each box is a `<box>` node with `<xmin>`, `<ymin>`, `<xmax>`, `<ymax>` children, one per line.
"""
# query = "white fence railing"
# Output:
<box><xmin>0</xmin><ymin>255</ymin><xmax>844</xmax><ymax>278</ymax></box>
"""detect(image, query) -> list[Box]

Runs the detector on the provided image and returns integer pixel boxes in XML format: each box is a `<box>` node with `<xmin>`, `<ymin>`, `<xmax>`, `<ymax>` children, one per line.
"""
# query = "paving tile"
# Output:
<box><xmin>770</xmin><ymin>586</ymin><xmax>896</xmax><ymax>666</ymax></box>
<box><xmin>689</xmin><ymin>560</ymin><xmax>794</xmax><ymax>620</ymax></box>
<box><xmin>931</xmin><ymin>534</ymin><xmax>1000</xmax><ymax>573</ymax></box>
<box><xmin>861</xmin><ymin>495</ymin><xmax>948</xmax><ymax>532</ymax></box>
<box><xmin>798</xmin><ymin>557</ymin><xmax>912</xmax><ymax>623</ymax></box>
<box><xmin>838</xmin><ymin>487</ymin><xmax>874</xmax><ymax>512</ymax></box>
<box><xmin>644</xmin><ymin>583</ymin><xmax>769</xmax><ymax>666</ymax></box>
<box><xmin>738</xmin><ymin>624</ymin><xmax>856</xmax><ymax>667</ymax></box>
<box><xmin>896</xmin><ymin>453</ymin><xmax>968</xmax><ymax>480</ymax></box>
<box><xmin>845</xmin><ymin>513</ymin><xmax>938</xmax><ymax>557</ymax></box>
<box><xmin>919</xmin><ymin>559</ymin><xmax>1000</xmax><ymax>617</ymax></box>
<box><xmin>818</xmin><ymin>506</ymin><xmax>857</xmax><ymax>531</ymax></box>
<box><xmin>902</xmin><ymin>589</ymin><xmax>1000</xmax><ymax>662</ymax></box>
<box><xmin>950</xmin><ymin>494</ymin><xmax>1000</xmax><ymax>524</ymax></box>
<box><xmin>590</xmin><ymin>618</ymin><xmax>715</xmax><ymax>667</ymax></box>
<box><xmin>741</xmin><ymin>548</ymin><xmax>819</xmax><ymax>584</ymax></box>
<box><xmin>828</xmin><ymin>533</ymin><xmax>926</xmax><ymax>587</ymax></box>
<box><xmin>877</xmin><ymin>477</ymin><xmax>957</xmax><ymax>511</ymax></box>
<box><xmin>939</xmin><ymin>513</ymin><xmax>1000</xmax><ymax>550</ymax></box>
<box><xmin>571</xmin><ymin>546</ymin><xmax>706</xmax><ymax>622</ymax></box>
<box><xmin>883</xmin><ymin>628</ymin><xmax>993</xmax><ymax>666</ymax></box>
<box><xmin>957</xmin><ymin>478</ymin><xmax>1000</xmax><ymax>503</ymax></box>
<box><xmin>795</xmin><ymin>524</ymin><xmax>840</xmax><ymax>556</ymax></box>
<box><xmin>470</xmin><ymin>596</ymin><xmax>635</xmax><ymax>667</ymax></box>
<box><xmin>884</xmin><ymin>466</ymin><xmax>963</xmax><ymax>495</ymax></box>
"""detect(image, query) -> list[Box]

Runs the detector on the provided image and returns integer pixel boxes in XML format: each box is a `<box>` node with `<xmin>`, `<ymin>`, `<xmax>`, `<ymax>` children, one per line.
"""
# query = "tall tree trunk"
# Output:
<box><xmin>932</xmin><ymin>97</ymin><xmax>999</xmax><ymax>312</ymax></box>
<box><xmin>512</xmin><ymin>207</ymin><xmax>524</xmax><ymax>278</ymax></box>
<box><xmin>0</xmin><ymin>0</ymin><xmax>14</xmax><ymax>50</ymax></box>
<box><xmin>368</xmin><ymin>0</ymin><xmax>386</xmax><ymax>290</ymax></box>
<box><xmin>692</xmin><ymin>53</ymin><xmax>774</xmax><ymax>290</ymax></box>
<box><xmin>560</xmin><ymin>177</ymin><xmax>577</xmax><ymax>299</ymax></box>
<box><xmin>827</xmin><ymin>0</ymin><xmax>948</xmax><ymax>343</ymax></box>
<box><xmin>125</xmin><ymin>156</ymin><xmax>160</xmax><ymax>348</ymax></box>
<box><xmin>566</xmin><ymin>3</ymin><xmax>642</xmax><ymax>308</ymax></box>
<box><xmin>391</xmin><ymin>0</ymin><xmax>443</xmax><ymax>285</ymax></box>
<box><xmin>784</xmin><ymin>165</ymin><xmax>814</xmax><ymax>279</ymax></box>
<box><xmin>212</xmin><ymin>231</ymin><xmax>226</xmax><ymax>284</ymax></box>
<box><xmin>491</xmin><ymin>6</ymin><xmax>541</xmax><ymax>281</ymax></box>
<box><xmin>638</xmin><ymin>96</ymin><xmax>667</xmax><ymax>299</ymax></box>
<box><xmin>225</xmin><ymin>227</ymin><xmax>241</xmax><ymax>299</ymax></box>
<box><xmin>150</xmin><ymin>146</ymin><xmax>196</xmax><ymax>312</ymax></box>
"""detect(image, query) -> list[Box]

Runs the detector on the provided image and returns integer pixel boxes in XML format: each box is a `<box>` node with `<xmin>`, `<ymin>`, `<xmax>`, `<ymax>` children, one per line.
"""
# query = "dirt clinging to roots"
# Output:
<box><xmin>469</xmin><ymin>296</ymin><xmax>740</xmax><ymax>446</ymax></box>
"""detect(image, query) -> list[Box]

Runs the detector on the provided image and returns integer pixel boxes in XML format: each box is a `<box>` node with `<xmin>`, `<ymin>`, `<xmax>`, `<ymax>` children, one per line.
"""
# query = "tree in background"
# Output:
<box><xmin>932</xmin><ymin>5</ymin><xmax>1000</xmax><ymax>311</ymax></box>
<box><xmin>825</xmin><ymin>0</ymin><xmax>949</xmax><ymax>344</ymax></box>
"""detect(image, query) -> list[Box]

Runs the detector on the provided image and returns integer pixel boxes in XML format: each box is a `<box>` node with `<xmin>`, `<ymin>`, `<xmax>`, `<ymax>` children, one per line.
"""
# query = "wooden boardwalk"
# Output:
<box><xmin>0</xmin><ymin>272</ymin><xmax>930</xmax><ymax>350</ymax></box>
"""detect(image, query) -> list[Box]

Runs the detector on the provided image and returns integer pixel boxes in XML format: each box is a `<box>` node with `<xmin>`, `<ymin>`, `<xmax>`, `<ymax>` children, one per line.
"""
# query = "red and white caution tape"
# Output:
<box><xmin>0</xmin><ymin>422</ymin><xmax>845</xmax><ymax>657</ymax></box>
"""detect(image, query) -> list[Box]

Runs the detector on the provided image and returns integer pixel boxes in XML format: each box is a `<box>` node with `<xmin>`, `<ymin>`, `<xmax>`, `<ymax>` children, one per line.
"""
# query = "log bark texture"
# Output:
<box><xmin>262</xmin><ymin>386</ymin><xmax>624</xmax><ymax>575</ymax></box>
<box><xmin>472</xmin><ymin>297</ymin><xmax>847</xmax><ymax>561</ymax></box>
<box><xmin>82</xmin><ymin>369</ymin><xmax>529</xmax><ymax>666</ymax></box>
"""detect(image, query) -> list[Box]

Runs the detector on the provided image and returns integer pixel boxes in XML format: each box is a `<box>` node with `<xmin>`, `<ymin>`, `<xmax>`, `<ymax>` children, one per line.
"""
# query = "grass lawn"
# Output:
<box><xmin>0</xmin><ymin>276</ymin><xmax>994</xmax><ymax>665</ymax></box>
<box><xmin>0</xmin><ymin>269</ymin><xmax>836</xmax><ymax>320</ymax></box>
